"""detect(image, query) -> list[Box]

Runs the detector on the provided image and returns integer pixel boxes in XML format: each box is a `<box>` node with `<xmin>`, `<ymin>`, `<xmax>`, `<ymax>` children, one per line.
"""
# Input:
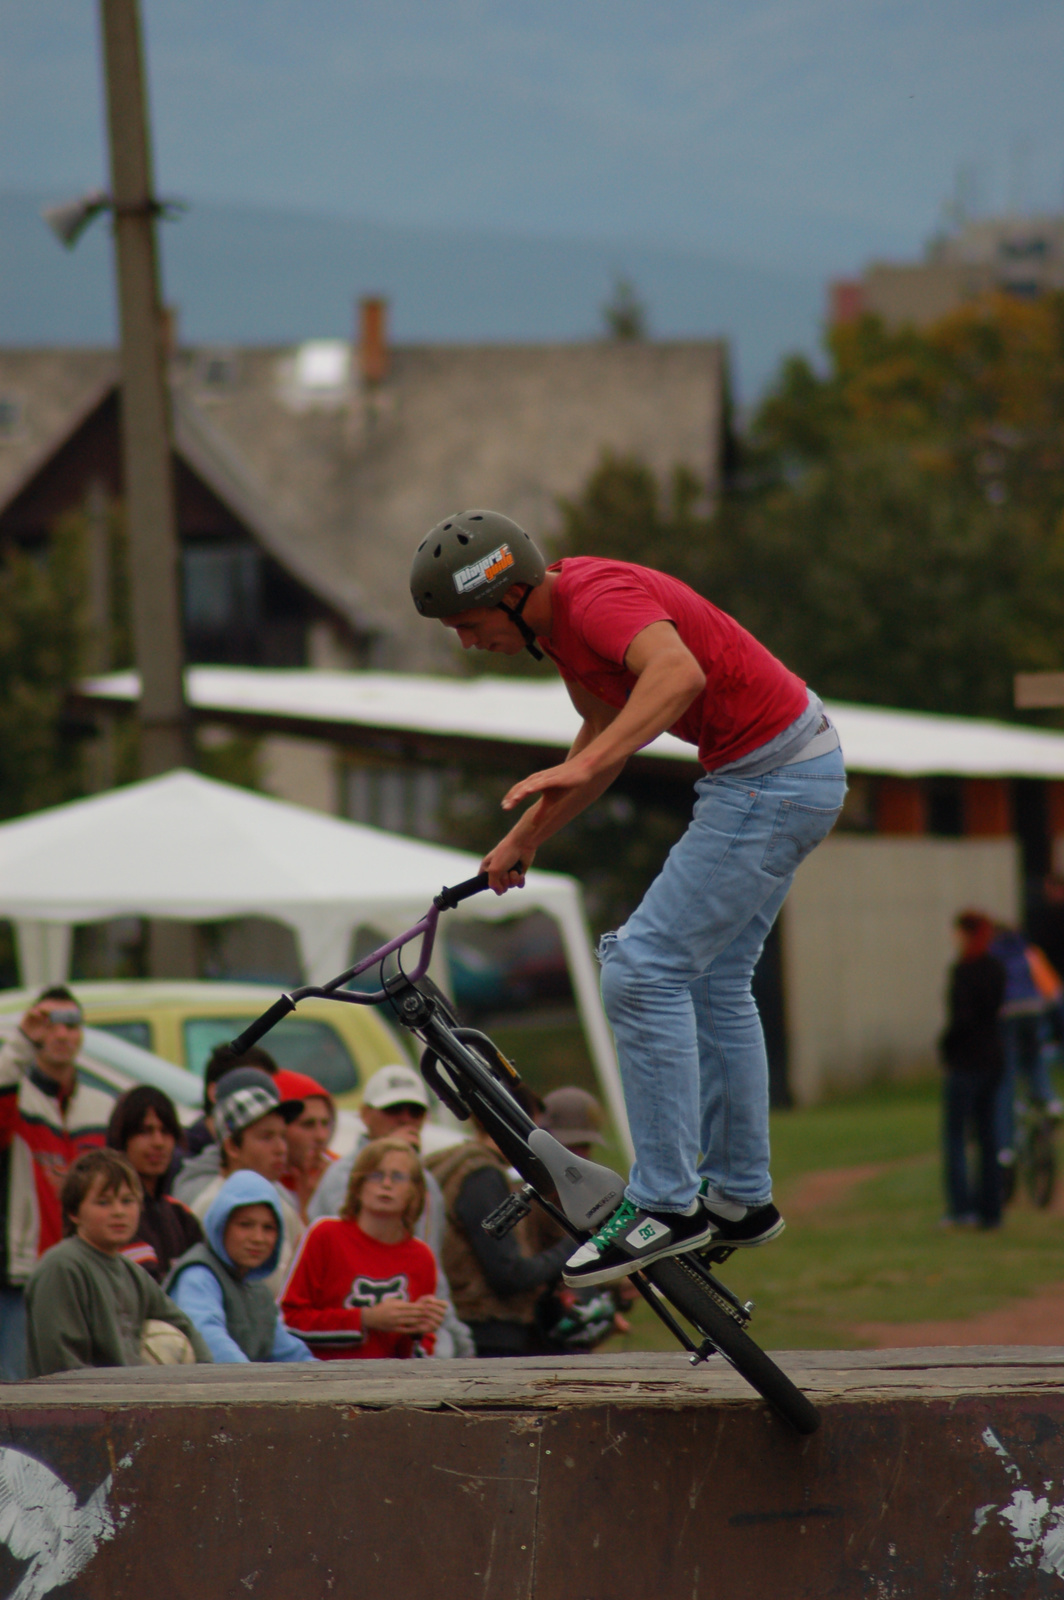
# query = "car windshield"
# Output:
<box><xmin>184</xmin><ymin>1017</ymin><xmax>359</xmax><ymax>1096</ymax></box>
<box><xmin>94</xmin><ymin>1020</ymin><xmax>152</xmax><ymax>1052</ymax></box>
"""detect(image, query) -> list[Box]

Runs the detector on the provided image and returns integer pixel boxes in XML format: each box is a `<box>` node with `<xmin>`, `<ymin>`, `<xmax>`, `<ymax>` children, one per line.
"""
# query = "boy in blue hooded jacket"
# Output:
<box><xmin>167</xmin><ymin>1172</ymin><xmax>313</xmax><ymax>1364</ymax></box>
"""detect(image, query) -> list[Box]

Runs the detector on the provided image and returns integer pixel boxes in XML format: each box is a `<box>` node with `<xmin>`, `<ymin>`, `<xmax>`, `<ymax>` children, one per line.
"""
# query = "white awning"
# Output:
<box><xmin>0</xmin><ymin>771</ymin><xmax>631</xmax><ymax>1155</ymax></box>
<box><xmin>81</xmin><ymin>667</ymin><xmax>1064</xmax><ymax>779</ymax></box>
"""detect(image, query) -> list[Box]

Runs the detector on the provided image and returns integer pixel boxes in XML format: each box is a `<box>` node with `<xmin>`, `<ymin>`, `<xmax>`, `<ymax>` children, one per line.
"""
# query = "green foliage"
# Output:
<box><xmin>555</xmin><ymin>451</ymin><xmax>710</xmax><ymax>589</ymax></box>
<box><xmin>0</xmin><ymin>518</ymin><xmax>89</xmax><ymax>822</ymax></box>
<box><xmin>194</xmin><ymin>729</ymin><xmax>262</xmax><ymax>791</ymax></box>
<box><xmin>711</xmin><ymin>294</ymin><xmax>1064</xmax><ymax>718</ymax></box>
<box><xmin>558</xmin><ymin>293</ymin><xmax>1064</xmax><ymax>722</ymax></box>
<box><xmin>442</xmin><ymin>765</ymin><xmax>687</xmax><ymax>937</ymax></box>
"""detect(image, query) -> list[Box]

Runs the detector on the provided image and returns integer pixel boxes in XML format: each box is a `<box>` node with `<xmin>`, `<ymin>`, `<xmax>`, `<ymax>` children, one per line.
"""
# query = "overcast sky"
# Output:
<box><xmin>2</xmin><ymin>0</ymin><xmax>1061</xmax><ymax>276</ymax></box>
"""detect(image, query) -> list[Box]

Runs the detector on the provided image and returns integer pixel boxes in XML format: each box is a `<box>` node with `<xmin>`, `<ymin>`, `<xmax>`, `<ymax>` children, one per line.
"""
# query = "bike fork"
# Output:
<box><xmin>629</xmin><ymin>1271</ymin><xmax>718</xmax><ymax>1364</ymax></box>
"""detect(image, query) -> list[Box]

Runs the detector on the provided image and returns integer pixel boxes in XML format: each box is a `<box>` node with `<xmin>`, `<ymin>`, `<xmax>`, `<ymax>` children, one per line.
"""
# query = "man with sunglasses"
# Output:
<box><xmin>0</xmin><ymin>986</ymin><xmax>112</xmax><ymax>1379</ymax></box>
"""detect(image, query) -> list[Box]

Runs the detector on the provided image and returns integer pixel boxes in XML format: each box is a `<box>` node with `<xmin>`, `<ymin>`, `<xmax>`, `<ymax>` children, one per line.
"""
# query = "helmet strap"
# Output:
<box><xmin>497</xmin><ymin>586</ymin><xmax>544</xmax><ymax>661</ymax></box>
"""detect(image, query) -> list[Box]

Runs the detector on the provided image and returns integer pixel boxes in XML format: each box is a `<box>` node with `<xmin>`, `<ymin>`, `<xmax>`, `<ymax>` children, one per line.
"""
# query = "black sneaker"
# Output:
<box><xmin>562</xmin><ymin>1198</ymin><xmax>714</xmax><ymax>1288</ymax></box>
<box><xmin>700</xmin><ymin>1192</ymin><xmax>785</xmax><ymax>1248</ymax></box>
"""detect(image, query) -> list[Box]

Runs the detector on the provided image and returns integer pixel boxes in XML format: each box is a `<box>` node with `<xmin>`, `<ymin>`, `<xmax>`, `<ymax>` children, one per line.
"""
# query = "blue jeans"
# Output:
<box><xmin>944</xmin><ymin>1069</ymin><xmax>1001</xmax><ymax>1226</ymax></box>
<box><xmin>598</xmin><ymin>747</ymin><xmax>846</xmax><ymax>1213</ymax></box>
<box><xmin>0</xmin><ymin>1286</ymin><xmax>27</xmax><ymax>1382</ymax></box>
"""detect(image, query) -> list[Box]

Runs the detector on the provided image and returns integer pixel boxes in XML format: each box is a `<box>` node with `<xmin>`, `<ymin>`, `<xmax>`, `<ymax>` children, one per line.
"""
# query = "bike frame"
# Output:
<box><xmin>228</xmin><ymin>872</ymin><xmax>747</xmax><ymax>1360</ymax></box>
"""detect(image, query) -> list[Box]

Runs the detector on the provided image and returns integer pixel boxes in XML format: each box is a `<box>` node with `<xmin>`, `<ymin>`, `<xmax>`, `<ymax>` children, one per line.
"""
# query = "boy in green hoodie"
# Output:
<box><xmin>25</xmin><ymin>1149</ymin><xmax>212</xmax><ymax>1377</ymax></box>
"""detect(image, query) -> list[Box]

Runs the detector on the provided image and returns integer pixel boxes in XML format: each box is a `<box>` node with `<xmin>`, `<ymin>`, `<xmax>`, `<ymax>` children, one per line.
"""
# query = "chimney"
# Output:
<box><xmin>358</xmin><ymin>296</ymin><xmax>389</xmax><ymax>385</ymax></box>
<box><xmin>828</xmin><ymin>280</ymin><xmax>865</xmax><ymax>327</ymax></box>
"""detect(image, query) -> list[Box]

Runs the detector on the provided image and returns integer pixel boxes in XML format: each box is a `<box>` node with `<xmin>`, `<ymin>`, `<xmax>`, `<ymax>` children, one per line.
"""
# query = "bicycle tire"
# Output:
<box><xmin>646</xmin><ymin>1255</ymin><xmax>821</xmax><ymax>1435</ymax></box>
<box><xmin>1025</xmin><ymin>1123</ymin><xmax>1056</xmax><ymax>1210</ymax></box>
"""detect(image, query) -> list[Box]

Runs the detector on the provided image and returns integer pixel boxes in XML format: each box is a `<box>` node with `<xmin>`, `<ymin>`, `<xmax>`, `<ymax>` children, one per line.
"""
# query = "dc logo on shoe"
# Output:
<box><xmin>628</xmin><ymin>1218</ymin><xmax>670</xmax><ymax>1249</ymax></box>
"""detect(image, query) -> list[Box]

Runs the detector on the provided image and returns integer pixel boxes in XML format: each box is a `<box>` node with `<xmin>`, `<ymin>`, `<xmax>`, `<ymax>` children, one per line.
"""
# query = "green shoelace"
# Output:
<box><xmin>590</xmin><ymin>1198</ymin><xmax>639</xmax><ymax>1250</ymax></box>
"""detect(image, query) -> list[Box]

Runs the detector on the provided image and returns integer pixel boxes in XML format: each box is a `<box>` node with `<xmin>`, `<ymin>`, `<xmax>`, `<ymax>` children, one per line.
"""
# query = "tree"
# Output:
<box><xmin>556</xmin><ymin>293</ymin><xmax>1064</xmax><ymax>722</ymax></box>
<box><xmin>0</xmin><ymin>519</ymin><xmax>90</xmax><ymax>823</ymax></box>
<box><xmin>713</xmin><ymin>293</ymin><xmax>1064</xmax><ymax>718</ymax></box>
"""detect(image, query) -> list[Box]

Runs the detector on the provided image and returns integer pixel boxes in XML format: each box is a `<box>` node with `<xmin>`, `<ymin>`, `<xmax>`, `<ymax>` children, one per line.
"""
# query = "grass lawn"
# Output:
<box><xmin>604</xmin><ymin>1076</ymin><xmax>1064</xmax><ymax>1353</ymax></box>
<box><xmin>477</xmin><ymin>1013</ymin><xmax>1064</xmax><ymax>1352</ymax></box>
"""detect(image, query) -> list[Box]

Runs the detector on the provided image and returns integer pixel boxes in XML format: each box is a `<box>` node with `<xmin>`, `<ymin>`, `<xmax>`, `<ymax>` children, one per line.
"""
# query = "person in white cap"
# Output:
<box><xmin>307</xmin><ymin>1066</ymin><xmax>473</xmax><ymax>1358</ymax></box>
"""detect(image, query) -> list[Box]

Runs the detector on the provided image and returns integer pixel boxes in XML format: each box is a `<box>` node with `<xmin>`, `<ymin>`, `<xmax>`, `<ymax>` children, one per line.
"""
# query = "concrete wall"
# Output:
<box><xmin>783</xmin><ymin>834</ymin><xmax>1019</xmax><ymax>1105</ymax></box>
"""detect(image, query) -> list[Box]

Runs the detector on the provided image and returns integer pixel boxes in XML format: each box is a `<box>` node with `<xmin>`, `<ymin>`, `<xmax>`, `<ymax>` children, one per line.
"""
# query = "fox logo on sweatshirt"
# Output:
<box><xmin>344</xmin><ymin>1274</ymin><xmax>409</xmax><ymax>1309</ymax></box>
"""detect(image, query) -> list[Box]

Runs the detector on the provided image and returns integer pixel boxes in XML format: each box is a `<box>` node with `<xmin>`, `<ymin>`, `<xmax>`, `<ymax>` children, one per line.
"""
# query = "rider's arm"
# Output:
<box><xmin>454</xmin><ymin>1167</ymin><xmax>571</xmax><ymax>1297</ymax></box>
<box><xmin>483</xmin><ymin>623</ymin><xmax>704</xmax><ymax>887</ymax></box>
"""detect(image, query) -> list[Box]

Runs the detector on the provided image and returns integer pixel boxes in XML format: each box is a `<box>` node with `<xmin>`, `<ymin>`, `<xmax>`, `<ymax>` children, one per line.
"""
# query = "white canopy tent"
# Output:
<box><xmin>0</xmin><ymin>770</ymin><xmax>631</xmax><ymax>1152</ymax></box>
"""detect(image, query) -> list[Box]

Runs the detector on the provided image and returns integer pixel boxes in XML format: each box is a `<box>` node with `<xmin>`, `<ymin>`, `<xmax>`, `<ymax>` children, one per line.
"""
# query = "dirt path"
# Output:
<box><xmin>783</xmin><ymin>1162</ymin><xmax>890</xmax><ymax>1217</ymax></box>
<box><xmin>784</xmin><ymin>1157</ymin><xmax>1064</xmax><ymax>1347</ymax></box>
<box><xmin>851</xmin><ymin>1286</ymin><xmax>1064</xmax><ymax>1347</ymax></box>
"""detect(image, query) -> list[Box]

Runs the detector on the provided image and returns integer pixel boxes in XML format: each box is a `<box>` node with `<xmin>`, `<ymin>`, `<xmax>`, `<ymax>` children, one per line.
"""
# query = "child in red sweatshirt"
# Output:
<box><xmin>281</xmin><ymin>1137</ymin><xmax>447</xmax><ymax>1359</ymax></box>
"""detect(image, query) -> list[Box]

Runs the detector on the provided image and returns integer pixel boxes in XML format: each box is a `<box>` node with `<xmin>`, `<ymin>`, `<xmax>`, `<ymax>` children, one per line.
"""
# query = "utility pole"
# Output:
<box><xmin>99</xmin><ymin>0</ymin><xmax>196</xmax><ymax>978</ymax></box>
<box><xmin>98</xmin><ymin>0</ymin><xmax>190</xmax><ymax>778</ymax></box>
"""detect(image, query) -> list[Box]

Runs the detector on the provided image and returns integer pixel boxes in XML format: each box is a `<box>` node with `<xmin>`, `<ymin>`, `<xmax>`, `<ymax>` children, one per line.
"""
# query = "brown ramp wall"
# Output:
<box><xmin>0</xmin><ymin>1350</ymin><xmax>1061</xmax><ymax>1599</ymax></box>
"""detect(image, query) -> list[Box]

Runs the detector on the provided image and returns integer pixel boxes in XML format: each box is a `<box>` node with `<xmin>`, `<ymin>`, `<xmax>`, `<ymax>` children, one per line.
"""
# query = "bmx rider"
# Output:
<box><xmin>410</xmin><ymin>511</ymin><xmax>846</xmax><ymax>1287</ymax></box>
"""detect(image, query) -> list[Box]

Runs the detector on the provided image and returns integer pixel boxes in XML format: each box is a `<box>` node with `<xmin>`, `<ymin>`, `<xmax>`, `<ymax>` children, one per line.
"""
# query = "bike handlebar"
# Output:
<box><xmin>225</xmin><ymin>867</ymin><xmax>522</xmax><ymax>1055</ymax></box>
<box><xmin>228</xmin><ymin>994</ymin><xmax>297</xmax><ymax>1057</ymax></box>
<box><xmin>432</xmin><ymin>871</ymin><xmax>490</xmax><ymax>910</ymax></box>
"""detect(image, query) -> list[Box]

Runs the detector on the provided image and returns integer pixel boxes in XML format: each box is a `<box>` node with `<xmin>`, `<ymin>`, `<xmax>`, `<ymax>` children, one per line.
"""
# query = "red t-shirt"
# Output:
<box><xmin>280</xmin><ymin>1217</ymin><xmax>437</xmax><ymax>1360</ymax></box>
<box><xmin>541</xmin><ymin>558</ymin><xmax>808</xmax><ymax>771</ymax></box>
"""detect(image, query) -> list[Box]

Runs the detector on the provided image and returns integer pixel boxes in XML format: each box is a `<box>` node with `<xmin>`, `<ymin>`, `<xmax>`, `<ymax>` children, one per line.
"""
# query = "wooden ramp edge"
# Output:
<box><xmin>0</xmin><ymin>1348</ymin><xmax>1060</xmax><ymax>1598</ymax></box>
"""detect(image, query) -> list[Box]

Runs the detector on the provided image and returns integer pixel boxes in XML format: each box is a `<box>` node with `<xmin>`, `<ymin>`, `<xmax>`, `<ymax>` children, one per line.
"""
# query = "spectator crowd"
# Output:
<box><xmin>0</xmin><ymin>986</ymin><xmax>629</xmax><ymax>1380</ymax></box>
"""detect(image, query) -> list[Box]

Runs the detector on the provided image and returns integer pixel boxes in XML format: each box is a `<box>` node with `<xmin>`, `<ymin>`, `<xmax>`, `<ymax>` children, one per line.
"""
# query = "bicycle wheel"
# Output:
<box><xmin>646</xmin><ymin>1254</ymin><xmax>820</xmax><ymax>1435</ymax></box>
<box><xmin>1025</xmin><ymin>1122</ymin><xmax>1056</xmax><ymax>1210</ymax></box>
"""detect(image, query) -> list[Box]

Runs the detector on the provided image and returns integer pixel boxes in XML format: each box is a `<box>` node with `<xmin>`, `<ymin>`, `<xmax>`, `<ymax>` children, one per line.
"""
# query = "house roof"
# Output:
<box><xmin>0</xmin><ymin>339</ymin><xmax>728</xmax><ymax>669</ymax></box>
<box><xmin>77</xmin><ymin>666</ymin><xmax>1064</xmax><ymax>781</ymax></box>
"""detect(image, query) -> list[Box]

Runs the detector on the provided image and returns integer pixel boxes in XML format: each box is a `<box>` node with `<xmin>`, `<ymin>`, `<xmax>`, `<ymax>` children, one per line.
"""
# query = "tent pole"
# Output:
<box><xmin>551</xmin><ymin>894</ymin><xmax>634</xmax><ymax>1162</ymax></box>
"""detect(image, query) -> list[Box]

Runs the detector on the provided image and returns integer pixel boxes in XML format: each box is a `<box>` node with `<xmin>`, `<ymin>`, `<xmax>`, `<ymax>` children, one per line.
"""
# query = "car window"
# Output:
<box><xmin>183</xmin><ymin>1017</ymin><xmax>359</xmax><ymax>1096</ymax></box>
<box><xmin>92</xmin><ymin>1021</ymin><xmax>153</xmax><ymax>1053</ymax></box>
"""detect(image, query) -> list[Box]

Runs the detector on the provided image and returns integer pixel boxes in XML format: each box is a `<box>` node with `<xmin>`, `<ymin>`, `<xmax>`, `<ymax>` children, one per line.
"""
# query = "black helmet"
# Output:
<box><xmin>410</xmin><ymin>510</ymin><xmax>546</xmax><ymax>618</ymax></box>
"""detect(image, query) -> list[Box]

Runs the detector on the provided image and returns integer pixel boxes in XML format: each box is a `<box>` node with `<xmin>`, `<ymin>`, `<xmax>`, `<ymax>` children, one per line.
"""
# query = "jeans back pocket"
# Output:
<box><xmin>761</xmin><ymin>800</ymin><xmax>843</xmax><ymax>879</ymax></box>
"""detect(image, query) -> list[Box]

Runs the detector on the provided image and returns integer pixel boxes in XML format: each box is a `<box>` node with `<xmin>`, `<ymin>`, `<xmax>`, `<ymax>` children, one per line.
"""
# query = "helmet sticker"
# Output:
<box><xmin>452</xmin><ymin>542</ymin><xmax>515</xmax><ymax>596</ymax></box>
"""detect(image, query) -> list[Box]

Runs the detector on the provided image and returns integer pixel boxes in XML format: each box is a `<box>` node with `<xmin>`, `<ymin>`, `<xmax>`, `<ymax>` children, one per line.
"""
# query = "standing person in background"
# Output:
<box><xmin>0</xmin><ymin>988</ymin><xmax>112</xmax><ymax>1380</ymax></box>
<box><xmin>1028</xmin><ymin>875</ymin><xmax>1064</xmax><ymax>988</ymax></box>
<box><xmin>307</xmin><ymin>1064</ymin><xmax>474</xmax><ymax>1358</ymax></box>
<box><xmin>106</xmin><ymin>1085</ymin><xmax>203</xmax><ymax>1283</ymax></box>
<box><xmin>282</xmin><ymin>1138</ymin><xmax>447</xmax><ymax>1360</ymax></box>
<box><xmin>272</xmin><ymin>1070</ymin><xmax>337</xmax><ymax>1224</ymax></box>
<box><xmin>990</xmin><ymin>923</ymin><xmax>1063</xmax><ymax>1178</ymax></box>
<box><xmin>939</xmin><ymin>912</ymin><xmax>1007</xmax><ymax>1229</ymax></box>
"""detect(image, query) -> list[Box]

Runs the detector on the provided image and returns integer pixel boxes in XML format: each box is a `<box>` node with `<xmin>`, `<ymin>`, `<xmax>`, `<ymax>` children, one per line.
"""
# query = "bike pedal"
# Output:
<box><xmin>482</xmin><ymin>1186</ymin><xmax>534</xmax><ymax>1240</ymax></box>
<box><xmin>701</xmin><ymin>1244</ymin><xmax>736</xmax><ymax>1266</ymax></box>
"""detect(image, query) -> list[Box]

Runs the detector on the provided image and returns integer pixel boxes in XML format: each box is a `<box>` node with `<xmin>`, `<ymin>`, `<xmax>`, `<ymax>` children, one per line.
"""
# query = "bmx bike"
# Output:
<box><xmin>1001</xmin><ymin>1094</ymin><xmax>1058</xmax><ymax>1210</ymax></box>
<box><xmin>229</xmin><ymin>872</ymin><xmax>820</xmax><ymax>1435</ymax></box>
